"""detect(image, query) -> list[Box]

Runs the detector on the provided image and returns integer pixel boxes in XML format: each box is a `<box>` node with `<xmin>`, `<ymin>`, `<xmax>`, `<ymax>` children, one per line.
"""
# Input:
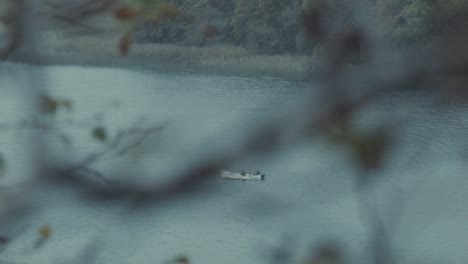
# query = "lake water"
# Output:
<box><xmin>0</xmin><ymin>62</ymin><xmax>468</xmax><ymax>264</ymax></box>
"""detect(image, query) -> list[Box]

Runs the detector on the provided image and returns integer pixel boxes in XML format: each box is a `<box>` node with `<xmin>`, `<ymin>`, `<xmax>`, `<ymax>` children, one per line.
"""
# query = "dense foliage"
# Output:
<box><xmin>377</xmin><ymin>0</ymin><xmax>468</xmax><ymax>44</ymax></box>
<box><xmin>131</xmin><ymin>0</ymin><xmax>468</xmax><ymax>54</ymax></box>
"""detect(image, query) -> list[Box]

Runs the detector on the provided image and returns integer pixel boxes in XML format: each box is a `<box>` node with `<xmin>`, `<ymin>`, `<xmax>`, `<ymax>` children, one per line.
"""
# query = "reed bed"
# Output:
<box><xmin>33</xmin><ymin>32</ymin><xmax>313</xmax><ymax>76</ymax></box>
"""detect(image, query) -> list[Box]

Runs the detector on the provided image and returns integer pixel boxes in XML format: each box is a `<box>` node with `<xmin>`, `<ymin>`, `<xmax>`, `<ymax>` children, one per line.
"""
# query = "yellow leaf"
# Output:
<box><xmin>39</xmin><ymin>225</ymin><xmax>51</xmax><ymax>239</ymax></box>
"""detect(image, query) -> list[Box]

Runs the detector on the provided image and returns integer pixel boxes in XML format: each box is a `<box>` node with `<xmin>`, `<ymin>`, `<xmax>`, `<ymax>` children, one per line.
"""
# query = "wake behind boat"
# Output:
<box><xmin>220</xmin><ymin>170</ymin><xmax>266</xmax><ymax>180</ymax></box>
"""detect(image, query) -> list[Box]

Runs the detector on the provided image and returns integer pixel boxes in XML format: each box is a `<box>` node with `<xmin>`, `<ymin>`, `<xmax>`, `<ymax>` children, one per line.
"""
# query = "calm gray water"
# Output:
<box><xmin>0</xmin><ymin>62</ymin><xmax>468</xmax><ymax>264</ymax></box>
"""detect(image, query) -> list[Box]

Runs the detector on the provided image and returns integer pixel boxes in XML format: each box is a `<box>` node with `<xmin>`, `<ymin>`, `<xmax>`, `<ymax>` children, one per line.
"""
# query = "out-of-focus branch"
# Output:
<box><xmin>38</xmin><ymin>0</ymin><xmax>118</xmax><ymax>34</ymax></box>
<box><xmin>4</xmin><ymin>1</ymin><xmax>468</xmax><ymax>263</ymax></box>
<box><xmin>355</xmin><ymin>176</ymin><xmax>394</xmax><ymax>264</ymax></box>
<box><xmin>67</xmin><ymin>124</ymin><xmax>166</xmax><ymax>168</ymax></box>
<box><xmin>72</xmin><ymin>0</ymin><xmax>117</xmax><ymax>19</ymax></box>
<box><xmin>37</xmin><ymin>17</ymin><xmax>427</xmax><ymax>206</ymax></box>
<box><xmin>0</xmin><ymin>0</ymin><xmax>25</xmax><ymax>60</ymax></box>
<box><xmin>35</xmin><ymin>0</ymin><xmax>118</xmax><ymax>34</ymax></box>
<box><xmin>48</xmin><ymin>14</ymin><xmax>103</xmax><ymax>34</ymax></box>
<box><xmin>41</xmin><ymin>66</ymin><xmax>418</xmax><ymax>207</ymax></box>
<box><xmin>46</xmin><ymin>121</ymin><xmax>282</xmax><ymax>205</ymax></box>
<box><xmin>42</xmin><ymin>0</ymin><xmax>117</xmax><ymax>20</ymax></box>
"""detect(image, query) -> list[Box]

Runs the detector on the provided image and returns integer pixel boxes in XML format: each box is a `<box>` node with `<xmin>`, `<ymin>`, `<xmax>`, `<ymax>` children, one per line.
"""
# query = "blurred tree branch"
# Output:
<box><xmin>1</xmin><ymin>1</ymin><xmax>468</xmax><ymax>264</ymax></box>
<box><xmin>0</xmin><ymin>0</ymin><xmax>24</xmax><ymax>60</ymax></box>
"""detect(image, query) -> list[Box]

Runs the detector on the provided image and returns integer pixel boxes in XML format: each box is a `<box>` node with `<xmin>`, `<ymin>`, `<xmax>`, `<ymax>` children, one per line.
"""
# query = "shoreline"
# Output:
<box><xmin>9</xmin><ymin>34</ymin><xmax>317</xmax><ymax>80</ymax></box>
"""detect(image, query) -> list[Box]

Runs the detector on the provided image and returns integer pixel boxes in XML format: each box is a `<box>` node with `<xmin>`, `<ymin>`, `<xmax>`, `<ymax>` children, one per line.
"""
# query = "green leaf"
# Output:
<box><xmin>92</xmin><ymin>127</ymin><xmax>107</xmax><ymax>142</ymax></box>
<box><xmin>39</xmin><ymin>225</ymin><xmax>51</xmax><ymax>239</ymax></box>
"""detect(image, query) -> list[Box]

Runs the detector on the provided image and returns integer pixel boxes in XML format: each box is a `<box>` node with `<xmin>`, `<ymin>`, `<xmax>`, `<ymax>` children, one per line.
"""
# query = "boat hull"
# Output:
<box><xmin>220</xmin><ymin>170</ymin><xmax>265</xmax><ymax>180</ymax></box>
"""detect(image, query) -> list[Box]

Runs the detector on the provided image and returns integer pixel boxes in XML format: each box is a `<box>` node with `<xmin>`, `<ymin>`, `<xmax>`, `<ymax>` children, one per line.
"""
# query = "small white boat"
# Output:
<box><xmin>220</xmin><ymin>170</ymin><xmax>265</xmax><ymax>181</ymax></box>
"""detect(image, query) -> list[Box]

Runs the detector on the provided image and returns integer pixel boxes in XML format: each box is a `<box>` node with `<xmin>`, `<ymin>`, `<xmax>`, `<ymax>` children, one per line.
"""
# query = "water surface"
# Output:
<box><xmin>0</xmin><ymin>63</ymin><xmax>467</xmax><ymax>264</ymax></box>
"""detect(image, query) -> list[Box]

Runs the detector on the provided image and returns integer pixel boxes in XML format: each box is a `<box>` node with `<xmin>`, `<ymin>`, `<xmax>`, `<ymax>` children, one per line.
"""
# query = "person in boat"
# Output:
<box><xmin>241</xmin><ymin>171</ymin><xmax>246</xmax><ymax>176</ymax></box>
<box><xmin>256</xmin><ymin>170</ymin><xmax>261</xmax><ymax>175</ymax></box>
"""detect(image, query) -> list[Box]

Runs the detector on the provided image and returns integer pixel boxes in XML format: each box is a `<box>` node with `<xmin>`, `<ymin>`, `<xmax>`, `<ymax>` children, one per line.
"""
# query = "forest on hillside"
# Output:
<box><xmin>133</xmin><ymin>0</ymin><xmax>468</xmax><ymax>55</ymax></box>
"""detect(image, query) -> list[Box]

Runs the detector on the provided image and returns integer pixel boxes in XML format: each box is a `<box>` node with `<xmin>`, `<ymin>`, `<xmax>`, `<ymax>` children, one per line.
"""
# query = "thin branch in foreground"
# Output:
<box><xmin>54</xmin><ymin>123</ymin><xmax>167</xmax><ymax>183</ymax></box>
